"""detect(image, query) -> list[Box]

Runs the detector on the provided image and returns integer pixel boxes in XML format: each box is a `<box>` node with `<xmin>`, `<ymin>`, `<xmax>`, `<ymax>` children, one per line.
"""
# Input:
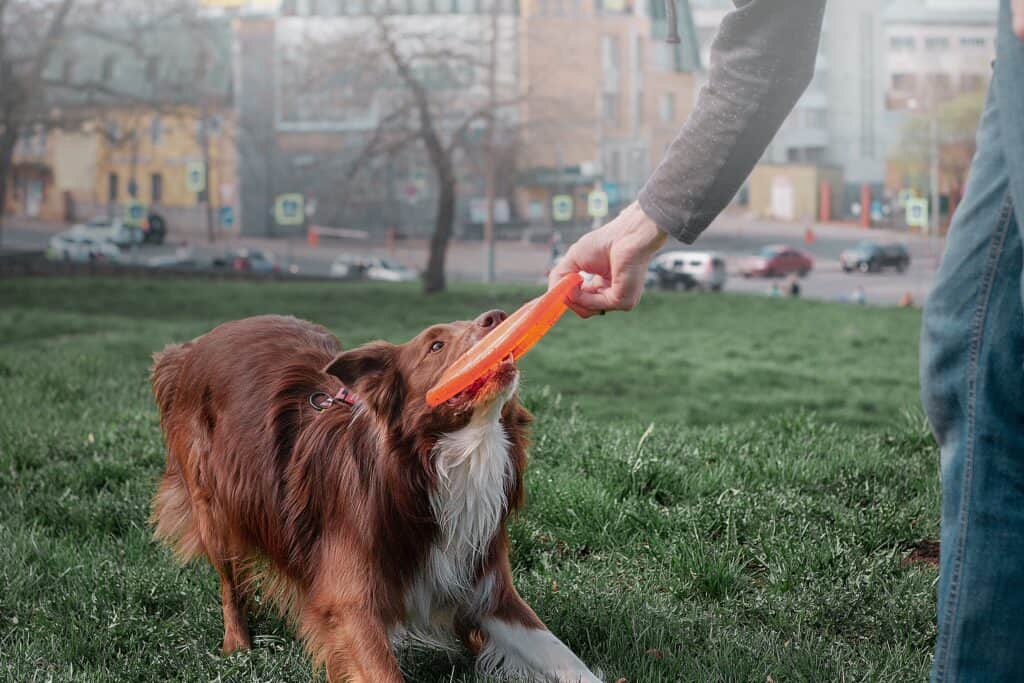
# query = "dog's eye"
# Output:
<box><xmin>430</xmin><ymin>341</ymin><xmax>445</xmax><ymax>353</ymax></box>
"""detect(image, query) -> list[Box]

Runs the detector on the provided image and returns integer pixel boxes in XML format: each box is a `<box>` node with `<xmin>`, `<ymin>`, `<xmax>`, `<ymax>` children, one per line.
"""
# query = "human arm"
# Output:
<box><xmin>550</xmin><ymin>0</ymin><xmax>827</xmax><ymax>315</ymax></box>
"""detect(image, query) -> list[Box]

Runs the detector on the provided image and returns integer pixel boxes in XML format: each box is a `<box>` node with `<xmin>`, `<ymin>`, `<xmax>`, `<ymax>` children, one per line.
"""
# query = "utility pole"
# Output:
<box><xmin>928</xmin><ymin>108</ymin><xmax>940</xmax><ymax>236</ymax></box>
<box><xmin>482</xmin><ymin>0</ymin><xmax>499</xmax><ymax>283</ymax></box>
<box><xmin>196</xmin><ymin>21</ymin><xmax>217</xmax><ymax>244</ymax></box>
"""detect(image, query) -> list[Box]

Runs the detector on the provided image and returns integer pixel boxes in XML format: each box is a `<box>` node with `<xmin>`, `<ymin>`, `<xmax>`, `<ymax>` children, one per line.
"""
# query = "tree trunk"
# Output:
<box><xmin>0</xmin><ymin>129</ymin><xmax>18</xmax><ymax>249</ymax></box>
<box><xmin>424</xmin><ymin>154</ymin><xmax>456</xmax><ymax>294</ymax></box>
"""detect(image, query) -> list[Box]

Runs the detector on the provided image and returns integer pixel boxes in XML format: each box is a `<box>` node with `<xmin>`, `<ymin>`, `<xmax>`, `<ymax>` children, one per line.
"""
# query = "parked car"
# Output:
<box><xmin>651</xmin><ymin>264</ymin><xmax>698</xmax><ymax>291</ymax></box>
<box><xmin>840</xmin><ymin>241</ymin><xmax>910</xmax><ymax>273</ymax></box>
<box><xmin>365</xmin><ymin>257</ymin><xmax>417</xmax><ymax>283</ymax></box>
<box><xmin>47</xmin><ymin>232</ymin><xmax>121</xmax><ymax>263</ymax></box>
<box><xmin>654</xmin><ymin>250</ymin><xmax>728</xmax><ymax>291</ymax></box>
<box><xmin>740</xmin><ymin>245</ymin><xmax>814</xmax><ymax>278</ymax></box>
<box><xmin>331</xmin><ymin>255</ymin><xmax>417</xmax><ymax>282</ymax></box>
<box><xmin>213</xmin><ymin>248</ymin><xmax>279</xmax><ymax>274</ymax></box>
<box><xmin>330</xmin><ymin>254</ymin><xmax>369</xmax><ymax>280</ymax></box>
<box><xmin>69</xmin><ymin>216</ymin><xmax>144</xmax><ymax>248</ymax></box>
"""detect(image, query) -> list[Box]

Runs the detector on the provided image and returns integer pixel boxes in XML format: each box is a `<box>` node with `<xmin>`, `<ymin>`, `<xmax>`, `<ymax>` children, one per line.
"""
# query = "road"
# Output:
<box><xmin>1</xmin><ymin>213</ymin><xmax>942</xmax><ymax>306</ymax></box>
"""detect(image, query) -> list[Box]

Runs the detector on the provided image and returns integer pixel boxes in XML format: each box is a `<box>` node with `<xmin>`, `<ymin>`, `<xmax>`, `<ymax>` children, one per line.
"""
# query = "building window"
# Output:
<box><xmin>635</xmin><ymin>35</ymin><xmax>644</xmax><ymax>74</ymax></box>
<box><xmin>805</xmin><ymin>108</ymin><xmax>827</xmax><ymax>129</ymax></box>
<box><xmin>926</xmin><ymin>72</ymin><xmax>952</xmax><ymax>94</ymax></box>
<box><xmin>889</xmin><ymin>35</ymin><xmax>915</xmax><ymax>50</ymax></box>
<box><xmin>891</xmin><ymin>73</ymin><xmax>916</xmax><ymax>91</ymax></box>
<box><xmin>659</xmin><ymin>92</ymin><xmax>675</xmax><ymax>122</ymax></box>
<box><xmin>108</xmin><ymin>173</ymin><xmax>119</xmax><ymax>202</ymax></box>
<box><xmin>925</xmin><ymin>36</ymin><xmax>950</xmax><ymax>50</ymax></box>
<box><xmin>602</xmin><ymin>93</ymin><xmax>619</xmax><ymax>125</ymax></box>
<box><xmin>151</xmin><ymin>173</ymin><xmax>163</xmax><ymax>203</ymax></box>
<box><xmin>960</xmin><ymin>36</ymin><xmax>986</xmax><ymax>48</ymax></box>
<box><xmin>106</xmin><ymin>120</ymin><xmax>120</xmax><ymax>142</ymax></box>
<box><xmin>62</xmin><ymin>58</ymin><xmax>75</xmax><ymax>83</ymax></box>
<box><xmin>602</xmin><ymin>35</ymin><xmax>620</xmax><ymax>72</ymax></box>
<box><xmin>101</xmin><ymin>55</ymin><xmax>117</xmax><ymax>81</ymax></box>
<box><xmin>635</xmin><ymin>91</ymin><xmax>644</xmax><ymax>127</ymax></box>
<box><xmin>960</xmin><ymin>73</ymin><xmax>985</xmax><ymax>92</ymax></box>
<box><xmin>145</xmin><ymin>57</ymin><xmax>160</xmax><ymax>82</ymax></box>
<box><xmin>150</xmin><ymin>116</ymin><xmax>162</xmax><ymax>145</ymax></box>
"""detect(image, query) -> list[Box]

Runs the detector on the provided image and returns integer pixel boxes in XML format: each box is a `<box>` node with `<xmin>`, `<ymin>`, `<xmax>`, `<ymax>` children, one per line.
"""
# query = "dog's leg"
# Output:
<box><xmin>300</xmin><ymin>598</ymin><xmax>403</xmax><ymax>683</ymax></box>
<box><xmin>177</xmin><ymin>451</ymin><xmax>252</xmax><ymax>654</ymax></box>
<box><xmin>472</xmin><ymin>568</ymin><xmax>602</xmax><ymax>683</ymax></box>
<box><xmin>217</xmin><ymin>555</ymin><xmax>252</xmax><ymax>654</ymax></box>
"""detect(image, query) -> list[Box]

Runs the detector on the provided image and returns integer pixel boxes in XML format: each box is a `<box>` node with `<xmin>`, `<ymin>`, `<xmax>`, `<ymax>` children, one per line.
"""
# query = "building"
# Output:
<box><xmin>516</xmin><ymin>0</ymin><xmax>700</xmax><ymax>224</ymax></box>
<box><xmin>883</xmin><ymin>0</ymin><xmax>995</xmax><ymax>112</ymax></box>
<box><xmin>235</xmin><ymin>0</ymin><xmax>522</xmax><ymax>237</ymax></box>
<box><xmin>6</xmin><ymin>17</ymin><xmax>236</xmax><ymax>233</ymax></box>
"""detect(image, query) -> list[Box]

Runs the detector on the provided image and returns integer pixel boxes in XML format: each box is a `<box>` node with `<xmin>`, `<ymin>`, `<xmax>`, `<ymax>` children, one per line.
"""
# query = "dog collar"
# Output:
<box><xmin>309</xmin><ymin>385</ymin><xmax>359</xmax><ymax>412</ymax></box>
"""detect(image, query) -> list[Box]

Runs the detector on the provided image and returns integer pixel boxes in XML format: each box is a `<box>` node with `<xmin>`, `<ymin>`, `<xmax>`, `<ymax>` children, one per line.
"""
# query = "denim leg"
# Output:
<box><xmin>922</xmin><ymin>26</ymin><xmax>1024</xmax><ymax>682</ymax></box>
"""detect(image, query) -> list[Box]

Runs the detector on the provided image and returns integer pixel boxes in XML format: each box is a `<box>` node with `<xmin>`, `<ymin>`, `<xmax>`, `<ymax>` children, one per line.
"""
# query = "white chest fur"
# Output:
<box><xmin>403</xmin><ymin>401</ymin><xmax>512</xmax><ymax>634</ymax></box>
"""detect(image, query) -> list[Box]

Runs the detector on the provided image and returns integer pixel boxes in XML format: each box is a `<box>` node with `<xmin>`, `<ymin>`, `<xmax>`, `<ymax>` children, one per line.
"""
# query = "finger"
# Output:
<box><xmin>580</xmin><ymin>273</ymin><xmax>610</xmax><ymax>293</ymax></box>
<box><xmin>573</xmin><ymin>287</ymin><xmax>628</xmax><ymax>312</ymax></box>
<box><xmin>567</xmin><ymin>301</ymin><xmax>598</xmax><ymax>319</ymax></box>
<box><xmin>548</xmin><ymin>256</ymin><xmax>575</xmax><ymax>290</ymax></box>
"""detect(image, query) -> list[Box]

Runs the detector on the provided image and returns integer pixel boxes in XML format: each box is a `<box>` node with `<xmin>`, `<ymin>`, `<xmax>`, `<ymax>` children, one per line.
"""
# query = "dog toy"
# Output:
<box><xmin>426</xmin><ymin>272</ymin><xmax>582</xmax><ymax>406</ymax></box>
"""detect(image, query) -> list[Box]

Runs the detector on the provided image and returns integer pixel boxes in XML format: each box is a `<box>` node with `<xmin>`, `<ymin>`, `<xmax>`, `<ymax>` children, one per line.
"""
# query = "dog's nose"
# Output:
<box><xmin>475</xmin><ymin>309</ymin><xmax>508</xmax><ymax>330</ymax></box>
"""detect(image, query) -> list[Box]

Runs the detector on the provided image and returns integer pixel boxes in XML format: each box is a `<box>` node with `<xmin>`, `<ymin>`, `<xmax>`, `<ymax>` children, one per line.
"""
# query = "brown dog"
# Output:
<box><xmin>150</xmin><ymin>314</ymin><xmax>601</xmax><ymax>682</ymax></box>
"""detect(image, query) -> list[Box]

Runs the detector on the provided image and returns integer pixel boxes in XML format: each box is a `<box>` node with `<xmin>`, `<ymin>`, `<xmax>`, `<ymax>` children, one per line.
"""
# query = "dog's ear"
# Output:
<box><xmin>324</xmin><ymin>342</ymin><xmax>404</xmax><ymax>418</ymax></box>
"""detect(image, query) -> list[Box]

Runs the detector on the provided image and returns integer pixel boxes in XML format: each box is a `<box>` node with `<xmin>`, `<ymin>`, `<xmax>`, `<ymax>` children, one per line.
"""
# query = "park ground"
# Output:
<box><xmin>0</xmin><ymin>278</ymin><xmax>938</xmax><ymax>681</ymax></box>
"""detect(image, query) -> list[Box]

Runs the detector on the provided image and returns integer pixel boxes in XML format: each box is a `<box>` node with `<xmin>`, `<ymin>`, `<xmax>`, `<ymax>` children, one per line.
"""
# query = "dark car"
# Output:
<box><xmin>740</xmin><ymin>245</ymin><xmax>814</xmax><ymax>278</ymax></box>
<box><xmin>840</xmin><ymin>241</ymin><xmax>910</xmax><ymax>273</ymax></box>
<box><xmin>649</xmin><ymin>264</ymin><xmax>698</xmax><ymax>291</ymax></box>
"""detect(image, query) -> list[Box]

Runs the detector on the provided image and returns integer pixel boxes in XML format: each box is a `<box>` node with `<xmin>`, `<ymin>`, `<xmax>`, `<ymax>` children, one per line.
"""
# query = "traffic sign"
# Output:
<box><xmin>186</xmin><ymin>161</ymin><xmax>206</xmax><ymax>193</ymax></box>
<box><xmin>274</xmin><ymin>193</ymin><xmax>305</xmax><ymax>226</ymax></box>
<box><xmin>123</xmin><ymin>200</ymin><xmax>147</xmax><ymax>227</ymax></box>
<box><xmin>587</xmin><ymin>190</ymin><xmax>609</xmax><ymax>218</ymax></box>
<box><xmin>551</xmin><ymin>194</ymin><xmax>573</xmax><ymax>222</ymax></box>
<box><xmin>219</xmin><ymin>206</ymin><xmax>235</xmax><ymax>227</ymax></box>
<box><xmin>906</xmin><ymin>197</ymin><xmax>929</xmax><ymax>228</ymax></box>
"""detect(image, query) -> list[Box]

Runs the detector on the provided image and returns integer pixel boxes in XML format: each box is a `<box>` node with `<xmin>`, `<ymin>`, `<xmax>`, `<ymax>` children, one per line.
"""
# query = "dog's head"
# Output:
<box><xmin>324</xmin><ymin>309</ymin><xmax>519</xmax><ymax>433</ymax></box>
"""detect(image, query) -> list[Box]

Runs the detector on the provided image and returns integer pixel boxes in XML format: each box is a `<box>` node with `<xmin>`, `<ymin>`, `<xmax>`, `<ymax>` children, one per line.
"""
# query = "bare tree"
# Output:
<box><xmin>0</xmin><ymin>0</ymin><xmax>75</xmax><ymax>246</ymax></box>
<box><xmin>285</xmin><ymin>12</ymin><xmax>519</xmax><ymax>293</ymax></box>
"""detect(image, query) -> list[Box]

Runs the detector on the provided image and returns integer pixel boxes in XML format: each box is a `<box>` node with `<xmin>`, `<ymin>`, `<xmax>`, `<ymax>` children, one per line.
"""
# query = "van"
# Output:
<box><xmin>653</xmin><ymin>250</ymin><xmax>728</xmax><ymax>291</ymax></box>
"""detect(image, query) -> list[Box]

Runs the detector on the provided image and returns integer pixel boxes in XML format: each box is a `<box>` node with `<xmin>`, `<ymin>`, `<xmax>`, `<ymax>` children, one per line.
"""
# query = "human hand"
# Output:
<box><xmin>1015</xmin><ymin>0</ymin><xmax>1024</xmax><ymax>40</ymax></box>
<box><xmin>547</xmin><ymin>202</ymin><xmax>668</xmax><ymax>318</ymax></box>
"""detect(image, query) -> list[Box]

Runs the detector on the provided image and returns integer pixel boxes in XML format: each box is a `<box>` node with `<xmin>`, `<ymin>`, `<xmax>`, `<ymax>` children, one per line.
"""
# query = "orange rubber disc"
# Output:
<box><xmin>426</xmin><ymin>272</ymin><xmax>582</xmax><ymax>406</ymax></box>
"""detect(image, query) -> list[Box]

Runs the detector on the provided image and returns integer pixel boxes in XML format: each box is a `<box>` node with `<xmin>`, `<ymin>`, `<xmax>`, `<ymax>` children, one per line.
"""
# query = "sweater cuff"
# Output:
<box><xmin>637</xmin><ymin>190</ymin><xmax>700</xmax><ymax>245</ymax></box>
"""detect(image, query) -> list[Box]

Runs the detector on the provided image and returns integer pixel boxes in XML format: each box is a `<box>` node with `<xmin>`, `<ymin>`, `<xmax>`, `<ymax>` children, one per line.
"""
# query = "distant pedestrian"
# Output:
<box><xmin>786</xmin><ymin>275</ymin><xmax>801</xmax><ymax>298</ymax></box>
<box><xmin>851</xmin><ymin>286</ymin><xmax>866</xmax><ymax>306</ymax></box>
<box><xmin>768</xmin><ymin>282</ymin><xmax>781</xmax><ymax>298</ymax></box>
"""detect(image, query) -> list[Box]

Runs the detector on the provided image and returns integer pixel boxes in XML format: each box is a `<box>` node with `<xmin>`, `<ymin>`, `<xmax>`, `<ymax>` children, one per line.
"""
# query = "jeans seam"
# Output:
<box><xmin>934</xmin><ymin>191</ymin><xmax>1015</xmax><ymax>680</ymax></box>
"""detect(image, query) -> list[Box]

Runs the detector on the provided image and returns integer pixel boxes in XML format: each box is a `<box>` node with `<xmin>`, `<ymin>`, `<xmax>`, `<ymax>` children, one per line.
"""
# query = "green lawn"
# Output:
<box><xmin>0</xmin><ymin>278</ymin><xmax>937</xmax><ymax>681</ymax></box>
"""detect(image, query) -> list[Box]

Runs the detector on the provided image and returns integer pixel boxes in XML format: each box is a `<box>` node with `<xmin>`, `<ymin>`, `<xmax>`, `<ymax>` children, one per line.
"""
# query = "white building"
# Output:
<box><xmin>882</xmin><ymin>0</ymin><xmax>996</xmax><ymax>111</ymax></box>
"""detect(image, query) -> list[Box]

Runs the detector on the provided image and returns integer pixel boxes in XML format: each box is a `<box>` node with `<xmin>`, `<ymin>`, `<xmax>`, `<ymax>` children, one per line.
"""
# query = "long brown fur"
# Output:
<box><xmin>150</xmin><ymin>314</ymin><xmax>543</xmax><ymax>682</ymax></box>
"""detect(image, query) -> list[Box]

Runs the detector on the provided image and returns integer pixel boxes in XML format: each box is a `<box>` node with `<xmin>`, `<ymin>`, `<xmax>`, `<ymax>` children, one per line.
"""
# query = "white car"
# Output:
<box><xmin>47</xmin><ymin>232</ymin><xmax>122</xmax><ymax>263</ymax></box>
<box><xmin>653</xmin><ymin>250</ymin><xmax>728</xmax><ymax>291</ymax></box>
<box><xmin>70</xmin><ymin>216</ymin><xmax>144</xmax><ymax>248</ymax></box>
<box><xmin>331</xmin><ymin>255</ymin><xmax>417</xmax><ymax>282</ymax></box>
<box><xmin>366</xmin><ymin>258</ymin><xmax>417</xmax><ymax>283</ymax></box>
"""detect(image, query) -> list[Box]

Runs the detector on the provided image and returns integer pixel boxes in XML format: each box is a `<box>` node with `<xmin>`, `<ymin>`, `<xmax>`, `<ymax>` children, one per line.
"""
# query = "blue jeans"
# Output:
<box><xmin>921</xmin><ymin>3</ymin><xmax>1024</xmax><ymax>680</ymax></box>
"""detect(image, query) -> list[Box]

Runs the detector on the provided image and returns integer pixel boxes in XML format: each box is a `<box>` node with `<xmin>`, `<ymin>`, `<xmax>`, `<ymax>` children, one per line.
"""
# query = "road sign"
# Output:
<box><xmin>587</xmin><ymin>190</ymin><xmax>609</xmax><ymax>218</ymax></box>
<box><xmin>551</xmin><ymin>194</ymin><xmax>573</xmax><ymax>222</ymax></box>
<box><xmin>906</xmin><ymin>197</ymin><xmax>929</xmax><ymax>228</ymax></box>
<box><xmin>186</xmin><ymin>161</ymin><xmax>206</xmax><ymax>193</ymax></box>
<box><xmin>219</xmin><ymin>206</ymin><xmax>235</xmax><ymax>227</ymax></box>
<box><xmin>274</xmin><ymin>193</ymin><xmax>305</xmax><ymax>226</ymax></box>
<box><xmin>123</xmin><ymin>200</ymin><xmax>147</xmax><ymax>227</ymax></box>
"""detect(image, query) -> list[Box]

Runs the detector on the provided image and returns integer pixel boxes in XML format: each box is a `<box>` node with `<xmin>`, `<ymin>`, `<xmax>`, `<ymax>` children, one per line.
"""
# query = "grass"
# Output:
<box><xmin>0</xmin><ymin>278</ymin><xmax>937</xmax><ymax>681</ymax></box>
